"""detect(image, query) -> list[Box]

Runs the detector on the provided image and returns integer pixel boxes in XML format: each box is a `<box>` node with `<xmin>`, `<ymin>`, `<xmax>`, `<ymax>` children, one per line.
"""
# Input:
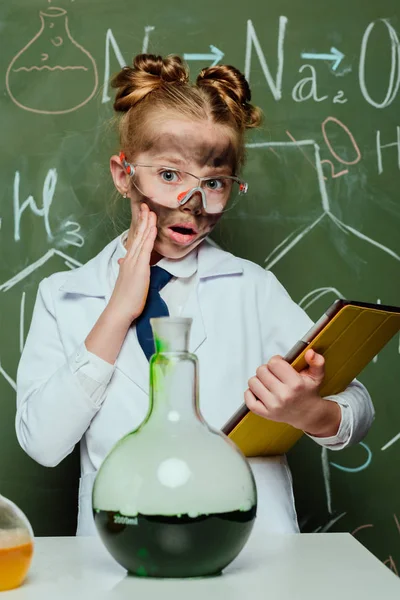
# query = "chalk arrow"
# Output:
<box><xmin>183</xmin><ymin>45</ymin><xmax>224</xmax><ymax>67</ymax></box>
<box><xmin>301</xmin><ymin>47</ymin><xmax>345</xmax><ymax>71</ymax></box>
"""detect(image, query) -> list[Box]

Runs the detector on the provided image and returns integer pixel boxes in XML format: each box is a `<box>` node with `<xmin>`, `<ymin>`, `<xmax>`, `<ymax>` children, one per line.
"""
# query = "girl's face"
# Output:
<box><xmin>110</xmin><ymin>117</ymin><xmax>238</xmax><ymax>260</ymax></box>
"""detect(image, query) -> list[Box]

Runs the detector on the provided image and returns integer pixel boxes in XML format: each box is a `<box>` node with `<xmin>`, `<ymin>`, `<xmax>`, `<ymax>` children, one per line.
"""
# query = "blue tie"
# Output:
<box><xmin>136</xmin><ymin>266</ymin><xmax>173</xmax><ymax>360</ymax></box>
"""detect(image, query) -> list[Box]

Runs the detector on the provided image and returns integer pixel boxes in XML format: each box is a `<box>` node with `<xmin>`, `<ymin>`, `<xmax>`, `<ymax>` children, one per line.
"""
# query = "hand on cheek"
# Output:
<box><xmin>111</xmin><ymin>203</ymin><xmax>158</xmax><ymax>322</ymax></box>
<box><xmin>245</xmin><ymin>349</ymin><xmax>342</xmax><ymax>437</ymax></box>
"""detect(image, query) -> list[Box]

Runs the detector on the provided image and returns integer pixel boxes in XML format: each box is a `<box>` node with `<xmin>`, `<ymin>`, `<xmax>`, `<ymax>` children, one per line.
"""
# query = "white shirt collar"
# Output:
<box><xmin>115</xmin><ymin>230</ymin><xmax>198</xmax><ymax>279</ymax></box>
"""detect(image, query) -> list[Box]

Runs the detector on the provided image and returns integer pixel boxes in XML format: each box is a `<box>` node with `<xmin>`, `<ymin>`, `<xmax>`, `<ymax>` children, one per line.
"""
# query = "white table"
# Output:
<box><xmin>4</xmin><ymin>531</ymin><xmax>400</xmax><ymax>599</ymax></box>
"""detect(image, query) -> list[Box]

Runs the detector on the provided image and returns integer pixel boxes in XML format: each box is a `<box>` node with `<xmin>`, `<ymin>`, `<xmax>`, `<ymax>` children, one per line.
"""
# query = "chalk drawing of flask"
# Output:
<box><xmin>6</xmin><ymin>6</ymin><xmax>98</xmax><ymax>115</ymax></box>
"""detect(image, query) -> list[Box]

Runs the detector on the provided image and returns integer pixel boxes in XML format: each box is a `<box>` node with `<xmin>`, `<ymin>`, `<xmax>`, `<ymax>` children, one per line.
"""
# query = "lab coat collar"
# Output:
<box><xmin>58</xmin><ymin>237</ymin><xmax>243</xmax><ymax>297</ymax></box>
<box><xmin>115</xmin><ymin>230</ymin><xmax>199</xmax><ymax>280</ymax></box>
<box><xmin>197</xmin><ymin>239</ymin><xmax>244</xmax><ymax>280</ymax></box>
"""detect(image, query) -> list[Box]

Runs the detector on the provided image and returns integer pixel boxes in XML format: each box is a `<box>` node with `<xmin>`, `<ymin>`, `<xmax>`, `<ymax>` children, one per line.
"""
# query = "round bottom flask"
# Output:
<box><xmin>0</xmin><ymin>495</ymin><xmax>34</xmax><ymax>591</ymax></box>
<box><xmin>93</xmin><ymin>317</ymin><xmax>257</xmax><ymax>578</ymax></box>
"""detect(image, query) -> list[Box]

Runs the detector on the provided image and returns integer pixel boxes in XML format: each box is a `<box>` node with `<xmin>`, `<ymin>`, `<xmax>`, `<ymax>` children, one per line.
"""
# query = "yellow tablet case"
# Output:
<box><xmin>228</xmin><ymin>303</ymin><xmax>400</xmax><ymax>457</ymax></box>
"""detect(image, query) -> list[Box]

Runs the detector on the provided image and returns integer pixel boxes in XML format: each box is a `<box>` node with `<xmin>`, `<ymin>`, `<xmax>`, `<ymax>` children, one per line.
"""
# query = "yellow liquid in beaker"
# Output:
<box><xmin>0</xmin><ymin>543</ymin><xmax>33</xmax><ymax>591</ymax></box>
<box><xmin>0</xmin><ymin>530</ymin><xmax>33</xmax><ymax>591</ymax></box>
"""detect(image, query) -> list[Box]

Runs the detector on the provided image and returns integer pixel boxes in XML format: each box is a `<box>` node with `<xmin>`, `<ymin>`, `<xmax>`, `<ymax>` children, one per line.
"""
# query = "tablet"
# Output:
<box><xmin>222</xmin><ymin>299</ymin><xmax>400</xmax><ymax>456</ymax></box>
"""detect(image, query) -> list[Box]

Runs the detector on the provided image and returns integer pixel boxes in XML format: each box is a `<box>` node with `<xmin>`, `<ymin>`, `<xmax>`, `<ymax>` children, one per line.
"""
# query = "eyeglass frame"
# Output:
<box><xmin>119</xmin><ymin>151</ymin><xmax>249</xmax><ymax>212</ymax></box>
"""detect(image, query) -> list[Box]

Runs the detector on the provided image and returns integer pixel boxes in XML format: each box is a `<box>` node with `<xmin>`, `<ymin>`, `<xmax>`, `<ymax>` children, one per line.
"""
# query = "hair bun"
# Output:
<box><xmin>196</xmin><ymin>65</ymin><xmax>262</xmax><ymax>129</ymax></box>
<box><xmin>112</xmin><ymin>54</ymin><xmax>189</xmax><ymax>113</ymax></box>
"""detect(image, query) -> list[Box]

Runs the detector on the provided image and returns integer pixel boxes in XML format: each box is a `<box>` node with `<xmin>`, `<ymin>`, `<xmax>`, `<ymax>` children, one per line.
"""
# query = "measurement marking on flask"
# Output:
<box><xmin>113</xmin><ymin>515</ymin><xmax>138</xmax><ymax>526</ymax></box>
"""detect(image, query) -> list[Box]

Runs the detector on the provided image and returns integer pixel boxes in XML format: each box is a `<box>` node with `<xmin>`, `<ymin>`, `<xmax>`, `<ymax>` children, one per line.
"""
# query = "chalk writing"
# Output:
<box><xmin>6</xmin><ymin>6</ymin><xmax>98</xmax><ymax>114</ymax></box>
<box><xmin>333</xmin><ymin>90</ymin><xmax>348</xmax><ymax>104</ymax></box>
<box><xmin>394</xmin><ymin>514</ymin><xmax>400</xmax><ymax>535</ymax></box>
<box><xmin>313</xmin><ymin>512</ymin><xmax>347</xmax><ymax>533</ymax></box>
<box><xmin>245</xmin><ymin>17</ymin><xmax>287</xmax><ymax>101</ymax></box>
<box><xmin>321</xmin><ymin>116</ymin><xmax>362</xmax><ymax>166</ymax></box>
<box><xmin>142</xmin><ymin>26</ymin><xmax>155</xmax><ymax>54</ymax></box>
<box><xmin>383</xmin><ymin>556</ymin><xmax>399</xmax><ymax>577</ymax></box>
<box><xmin>246</xmin><ymin>138</ymin><xmax>400</xmax><ymax>270</ymax></box>
<box><xmin>292</xmin><ymin>65</ymin><xmax>329</xmax><ymax>103</ymax></box>
<box><xmin>321</xmin><ymin>447</ymin><xmax>333</xmax><ymax>514</ymax></box>
<box><xmin>352</xmin><ymin>523</ymin><xmax>374</xmax><ymax>537</ymax></box>
<box><xmin>330</xmin><ymin>442</ymin><xmax>373</xmax><ymax>473</ymax></box>
<box><xmin>373</xmin><ymin>299</ymin><xmax>382</xmax><ymax>363</ymax></box>
<box><xmin>300</xmin><ymin>47</ymin><xmax>345</xmax><ymax>71</ymax></box>
<box><xmin>0</xmin><ymin>362</ymin><xmax>16</xmax><ymax>391</ymax></box>
<box><xmin>299</xmin><ymin>287</ymin><xmax>343</xmax><ymax>312</ymax></box>
<box><xmin>351</xmin><ymin>518</ymin><xmax>399</xmax><ymax>576</ymax></box>
<box><xmin>359</xmin><ymin>19</ymin><xmax>400</xmax><ymax>109</ymax></box>
<box><xmin>376</xmin><ymin>126</ymin><xmax>400</xmax><ymax>174</ymax></box>
<box><xmin>13</xmin><ymin>169</ymin><xmax>57</xmax><ymax>242</ymax></box>
<box><xmin>0</xmin><ymin>250</ymin><xmax>81</xmax><ymax>293</ymax></box>
<box><xmin>0</xmin><ymin>250</ymin><xmax>82</xmax><ymax>392</ymax></box>
<box><xmin>102</xmin><ymin>29</ymin><xmax>126</xmax><ymax>104</ymax></box>
<box><xmin>381</xmin><ymin>432</ymin><xmax>400</xmax><ymax>451</ymax></box>
<box><xmin>183</xmin><ymin>45</ymin><xmax>224</xmax><ymax>66</ymax></box>
<box><xmin>62</xmin><ymin>221</ymin><xmax>84</xmax><ymax>248</ymax></box>
<box><xmin>320</xmin><ymin>159</ymin><xmax>349</xmax><ymax>179</ymax></box>
<box><xmin>19</xmin><ymin>291</ymin><xmax>26</xmax><ymax>354</ymax></box>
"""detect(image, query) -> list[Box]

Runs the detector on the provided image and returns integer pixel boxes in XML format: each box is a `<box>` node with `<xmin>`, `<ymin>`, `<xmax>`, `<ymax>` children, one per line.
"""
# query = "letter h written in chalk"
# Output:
<box><xmin>376</xmin><ymin>126</ymin><xmax>400</xmax><ymax>174</ymax></box>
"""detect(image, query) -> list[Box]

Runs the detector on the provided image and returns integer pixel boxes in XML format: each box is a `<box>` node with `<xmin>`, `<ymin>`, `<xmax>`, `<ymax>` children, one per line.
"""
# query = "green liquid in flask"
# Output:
<box><xmin>94</xmin><ymin>507</ymin><xmax>256</xmax><ymax>578</ymax></box>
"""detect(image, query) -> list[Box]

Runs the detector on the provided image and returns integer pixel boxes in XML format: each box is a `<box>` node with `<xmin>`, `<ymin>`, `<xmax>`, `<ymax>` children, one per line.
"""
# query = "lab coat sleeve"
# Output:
<box><xmin>75</xmin><ymin>349</ymin><xmax>115</xmax><ymax>403</ymax></box>
<box><xmin>15</xmin><ymin>277</ymin><xmax>115</xmax><ymax>467</ymax></box>
<box><xmin>305</xmin><ymin>380</ymin><xmax>375</xmax><ymax>450</ymax></box>
<box><xmin>262</xmin><ymin>271</ymin><xmax>375</xmax><ymax>449</ymax></box>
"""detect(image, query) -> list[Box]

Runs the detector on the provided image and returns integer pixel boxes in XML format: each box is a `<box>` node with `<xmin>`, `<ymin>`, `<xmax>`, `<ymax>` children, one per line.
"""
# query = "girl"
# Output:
<box><xmin>16</xmin><ymin>54</ymin><xmax>374</xmax><ymax>536</ymax></box>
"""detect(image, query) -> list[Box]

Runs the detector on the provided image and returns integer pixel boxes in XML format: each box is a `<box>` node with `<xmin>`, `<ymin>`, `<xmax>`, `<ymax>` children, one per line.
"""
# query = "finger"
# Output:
<box><xmin>248</xmin><ymin>376</ymin><xmax>274</xmax><ymax>406</ymax></box>
<box><xmin>127</xmin><ymin>205</ymin><xmax>149</xmax><ymax>258</ymax></box>
<box><xmin>244</xmin><ymin>388</ymin><xmax>270</xmax><ymax>419</ymax></box>
<box><xmin>252</xmin><ymin>367</ymin><xmax>284</xmax><ymax>398</ymax></box>
<box><xmin>148</xmin><ymin>209</ymin><xmax>158</xmax><ymax>228</ymax></box>
<box><xmin>145</xmin><ymin>212</ymin><xmax>158</xmax><ymax>241</ymax></box>
<box><xmin>126</xmin><ymin>208</ymin><xmax>146</xmax><ymax>258</ymax></box>
<box><xmin>140</xmin><ymin>202</ymin><xmax>150</xmax><ymax>218</ymax></box>
<box><xmin>303</xmin><ymin>349</ymin><xmax>325</xmax><ymax>383</ymax></box>
<box><xmin>267</xmin><ymin>355</ymin><xmax>301</xmax><ymax>387</ymax></box>
<box><xmin>139</xmin><ymin>225</ymin><xmax>157</xmax><ymax>260</ymax></box>
<box><xmin>132</xmin><ymin>223</ymin><xmax>156</xmax><ymax>264</ymax></box>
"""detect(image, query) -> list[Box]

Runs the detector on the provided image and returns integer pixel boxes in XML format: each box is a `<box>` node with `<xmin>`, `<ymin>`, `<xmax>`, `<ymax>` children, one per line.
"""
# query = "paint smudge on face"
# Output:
<box><xmin>140</xmin><ymin>194</ymin><xmax>220</xmax><ymax>241</ymax></box>
<box><xmin>127</xmin><ymin>188</ymin><xmax>221</xmax><ymax>262</ymax></box>
<box><xmin>146</xmin><ymin>132</ymin><xmax>236</xmax><ymax>171</ymax></box>
<box><xmin>140</xmin><ymin>116</ymin><xmax>238</xmax><ymax>172</ymax></box>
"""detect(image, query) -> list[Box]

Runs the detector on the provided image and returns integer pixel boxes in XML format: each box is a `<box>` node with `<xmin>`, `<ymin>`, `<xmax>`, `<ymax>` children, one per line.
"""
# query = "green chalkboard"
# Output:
<box><xmin>0</xmin><ymin>0</ymin><xmax>399</xmax><ymax>574</ymax></box>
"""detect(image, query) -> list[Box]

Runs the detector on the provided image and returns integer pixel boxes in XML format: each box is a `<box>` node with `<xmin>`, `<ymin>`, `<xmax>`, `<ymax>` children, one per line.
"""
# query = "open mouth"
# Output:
<box><xmin>170</xmin><ymin>225</ymin><xmax>196</xmax><ymax>235</ymax></box>
<box><xmin>167</xmin><ymin>223</ymin><xmax>198</xmax><ymax>245</ymax></box>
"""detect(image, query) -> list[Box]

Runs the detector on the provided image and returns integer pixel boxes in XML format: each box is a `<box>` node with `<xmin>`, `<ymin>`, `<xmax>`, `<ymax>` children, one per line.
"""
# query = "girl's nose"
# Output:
<box><xmin>177</xmin><ymin>188</ymin><xmax>204</xmax><ymax>215</ymax></box>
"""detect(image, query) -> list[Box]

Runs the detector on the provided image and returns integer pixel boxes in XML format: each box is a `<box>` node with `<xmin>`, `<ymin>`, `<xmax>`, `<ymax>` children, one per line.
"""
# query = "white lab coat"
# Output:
<box><xmin>15</xmin><ymin>237</ymin><xmax>374</xmax><ymax>536</ymax></box>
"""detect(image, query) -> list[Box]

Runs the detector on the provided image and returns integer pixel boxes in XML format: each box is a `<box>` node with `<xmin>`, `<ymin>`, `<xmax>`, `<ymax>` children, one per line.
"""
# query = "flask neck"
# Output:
<box><xmin>39</xmin><ymin>7</ymin><xmax>67</xmax><ymax>37</ymax></box>
<box><xmin>151</xmin><ymin>317</ymin><xmax>191</xmax><ymax>354</ymax></box>
<box><xmin>149</xmin><ymin>353</ymin><xmax>201</xmax><ymax>428</ymax></box>
<box><xmin>146</xmin><ymin>317</ymin><xmax>203</xmax><ymax>429</ymax></box>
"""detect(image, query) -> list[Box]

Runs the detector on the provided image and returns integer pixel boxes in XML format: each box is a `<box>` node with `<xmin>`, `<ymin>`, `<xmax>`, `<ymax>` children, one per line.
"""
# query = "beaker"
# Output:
<box><xmin>0</xmin><ymin>494</ymin><xmax>34</xmax><ymax>591</ymax></box>
<box><xmin>93</xmin><ymin>317</ymin><xmax>257</xmax><ymax>578</ymax></box>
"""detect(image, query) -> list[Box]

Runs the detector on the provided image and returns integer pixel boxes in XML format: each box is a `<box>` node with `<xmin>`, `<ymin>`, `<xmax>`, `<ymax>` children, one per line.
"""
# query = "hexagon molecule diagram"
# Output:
<box><xmin>6</xmin><ymin>6</ymin><xmax>98</xmax><ymax>115</ymax></box>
